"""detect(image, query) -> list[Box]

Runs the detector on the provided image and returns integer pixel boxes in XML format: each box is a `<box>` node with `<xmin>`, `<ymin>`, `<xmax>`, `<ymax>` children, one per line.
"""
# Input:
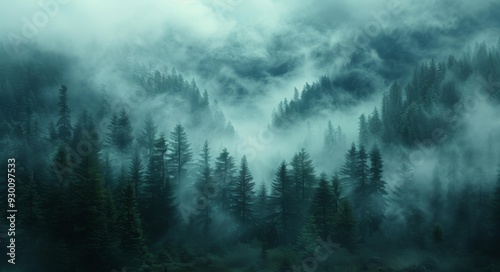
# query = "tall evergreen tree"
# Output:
<box><xmin>56</xmin><ymin>85</ymin><xmax>72</xmax><ymax>142</ymax></box>
<box><xmin>368</xmin><ymin>107</ymin><xmax>382</xmax><ymax>139</ymax></box>
<box><xmin>214</xmin><ymin>148</ymin><xmax>236</xmax><ymax>212</ymax></box>
<box><xmin>335</xmin><ymin>199</ymin><xmax>356</xmax><ymax>252</ymax></box>
<box><xmin>311</xmin><ymin>173</ymin><xmax>335</xmax><ymax>240</ymax></box>
<box><xmin>367</xmin><ymin>146</ymin><xmax>387</xmax><ymax>235</ymax></box>
<box><xmin>232</xmin><ymin>156</ymin><xmax>255</xmax><ymax>226</ymax></box>
<box><xmin>270</xmin><ymin>161</ymin><xmax>297</xmax><ymax>245</ymax></box>
<box><xmin>194</xmin><ymin>140</ymin><xmax>213</xmax><ymax>247</ymax></box>
<box><xmin>68</xmin><ymin>142</ymin><xmax>116</xmax><ymax>271</ymax></box>
<box><xmin>324</xmin><ymin>120</ymin><xmax>336</xmax><ymax>152</ymax></box>
<box><xmin>358</xmin><ymin>114</ymin><xmax>369</xmax><ymax>148</ymax></box>
<box><xmin>340</xmin><ymin>143</ymin><xmax>358</xmax><ymax>196</ymax></box>
<box><xmin>167</xmin><ymin>124</ymin><xmax>193</xmax><ymax>186</ymax></box>
<box><xmin>290</xmin><ymin>148</ymin><xmax>316</xmax><ymax>202</ymax></box>
<box><xmin>354</xmin><ymin>145</ymin><xmax>370</xmax><ymax>240</ymax></box>
<box><xmin>117</xmin><ymin>181</ymin><xmax>147</xmax><ymax>268</ymax></box>
<box><xmin>128</xmin><ymin>149</ymin><xmax>143</xmax><ymax>194</ymax></box>
<box><xmin>141</xmin><ymin>135</ymin><xmax>177</xmax><ymax>242</ymax></box>
<box><xmin>137</xmin><ymin>113</ymin><xmax>157</xmax><ymax>155</ymax></box>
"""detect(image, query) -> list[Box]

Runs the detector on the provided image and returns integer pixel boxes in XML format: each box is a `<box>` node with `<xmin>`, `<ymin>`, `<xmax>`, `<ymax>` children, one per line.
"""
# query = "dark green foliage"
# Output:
<box><xmin>141</xmin><ymin>135</ymin><xmax>177</xmax><ymax>242</ymax></box>
<box><xmin>128</xmin><ymin>149</ymin><xmax>143</xmax><ymax>195</ymax></box>
<box><xmin>340</xmin><ymin>143</ymin><xmax>358</xmax><ymax>195</ymax></box>
<box><xmin>232</xmin><ymin>156</ymin><xmax>255</xmax><ymax>226</ymax></box>
<box><xmin>358</xmin><ymin>114</ymin><xmax>369</xmax><ymax>147</ymax></box>
<box><xmin>367</xmin><ymin>146</ymin><xmax>387</xmax><ymax>234</ymax></box>
<box><xmin>194</xmin><ymin>140</ymin><xmax>214</xmax><ymax>247</ymax></box>
<box><xmin>214</xmin><ymin>148</ymin><xmax>236</xmax><ymax>212</ymax></box>
<box><xmin>117</xmin><ymin>181</ymin><xmax>147</xmax><ymax>267</ymax></box>
<box><xmin>310</xmin><ymin>173</ymin><xmax>335</xmax><ymax>240</ymax></box>
<box><xmin>57</xmin><ymin>85</ymin><xmax>72</xmax><ymax>142</ymax></box>
<box><xmin>335</xmin><ymin>199</ymin><xmax>356</xmax><ymax>252</ymax></box>
<box><xmin>137</xmin><ymin>113</ymin><xmax>158</xmax><ymax>155</ymax></box>
<box><xmin>432</xmin><ymin>224</ymin><xmax>444</xmax><ymax>244</ymax></box>
<box><xmin>290</xmin><ymin>148</ymin><xmax>316</xmax><ymax>202</ymax></box>
<box><xmin>107</xmin><ymin>108</ymin><xmax>133</xmax><ymax>152</ymax></box>
<box><xmin>167</xmin><ymin>124</ymin><xmax>193</xmax><ymax>186</ymax></box>
<box><xmin>270</xmin><ymin>161</ymin><xmax>298</xmax><ymax>245</ymax></box>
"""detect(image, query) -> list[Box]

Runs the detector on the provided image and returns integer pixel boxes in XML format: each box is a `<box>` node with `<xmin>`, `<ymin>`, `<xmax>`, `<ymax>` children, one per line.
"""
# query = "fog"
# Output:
<box><xmin>1</xmin><ymin>0</ymin><xmax>500</xmax><ymax>271</ymax></box>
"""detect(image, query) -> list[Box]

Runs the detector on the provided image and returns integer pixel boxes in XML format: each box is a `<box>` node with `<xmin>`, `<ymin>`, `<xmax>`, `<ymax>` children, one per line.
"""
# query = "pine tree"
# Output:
<box><xmin>311</xmin><ymin>173</ymin><xmax>335</xmax><ymax>240</ymax></box>
<box><xmin>290</xmin><ymin>148</ymin><xmax>316</xmax><ymax>202</ymax></box>
<box><xmin>68</xmin><ymin>144</ymin><xmax>115</xmax><ymax>270</ymax></box>
<box><xmin>232</xmin><ymin>156</ymin><xmax>255</xmax><ymax>226</ymax></box>
<box><xmin>115</xmin><ymin>108</ymin><xmax>134</xmax><ymax>152</ymax></box>
<box><xmin>358</xmin><ymin>114</ymin><xmax>369</xmax><ymax>147</ymax></box>
<box><xmin>324</xmin><ymin>120</ymin><xmax>336</xmax><ymax>152</ymax></box>
<box><xmin>270</xmin><ymin>161</ymin><xmax>297</xmax><ymax>245</ymax></box>
<box><xmin>368</xmin><ymin>107</ymin><xmax>382</xmax><ymax>139</ymax></box>
<box><xmin>137</xmin><ymin>113</ymin><xmax>158</xmax><ymax>155</ymax></box>
<box><xmin>194</xmin><ymin>140</ymin><xmax>213</xmax><ymax>247</ymax></box>
<box><xmin>167</xmin><ymin>124</ymin><xmax>193</xmax><ymax>186</ymax></box>
<box><xmin>335</xmin><ymin>199</ymin><xmax>356</xmax><ymax>252</ymax></box>
<box><xmin>128</xmin><ymin>149</ymin><xmax>143</xmax><ymax>194</ymax></box>
<box><xmin>214</xmin><ymin>148</ymin><xmax>236</xmax><ymax>212</ymax></box>
<box><xmin>298</xmin><ymin>213</ymin><xmax>319</xmax><ymax>252</ymax></box>
<box><xmin>142</xmin><ymin>136</ymin><xmax>177</xmax><ymax>242</ymax></box>
<box><xmin>117</xmin><ymin>181</ymin><xmax>147</xmax><ymax>268</ymax></box>
<box><xmin>331</xmin><ymin>172</ymin><xmax>342</xmax><ymax>215</ymax></box>
<box><xmin>367</xmin><ymin>146</ymin><xmax>387</xmax><ymax>235</ymax></box>
<box><xmin>354</xmin><ymin>145</ymin><xmax>370</xmax><ymax>240</ymax></box>
<box><xmin>340</xmin><ymin>143</ymin><xmax>358</xmax><ymax>196</ymax></box>
<box><xmin>56</xmin><ymin>85</ymin><xmax>72</xmax><ymax>142</ymax></box>
<box><xmin>255</xmin><ymin>182</ymin><xmax>269</xmax><ymax>229</ymax></box>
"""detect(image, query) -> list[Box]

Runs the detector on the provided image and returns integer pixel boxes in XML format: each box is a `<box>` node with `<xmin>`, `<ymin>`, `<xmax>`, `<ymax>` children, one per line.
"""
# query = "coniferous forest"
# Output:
<box><xmin>1</xmin><ymin>1</ymin><xmax>500</xmax><ymax>271</ymax></box>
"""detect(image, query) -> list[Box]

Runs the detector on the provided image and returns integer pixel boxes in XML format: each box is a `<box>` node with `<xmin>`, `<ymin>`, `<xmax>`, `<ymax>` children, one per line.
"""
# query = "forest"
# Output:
<box><xmin>1</xmin><ymin>1</ymin><xmax>500</xmax><ymax>271</ymax></box>
<box><xmin>0</xmin><ymin>39</ymin><xmax>499</xmax><ymax>271</ymax></box>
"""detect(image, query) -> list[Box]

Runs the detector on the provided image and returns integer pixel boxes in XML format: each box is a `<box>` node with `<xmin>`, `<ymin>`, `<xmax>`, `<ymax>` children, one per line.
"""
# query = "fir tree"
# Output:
<box><xmin>214</xmin><ymin>148</ymin><xmax>236</xmax><ymax>212</ymax></box>
<box><xmin>311</xmin><ymin>173</ymin><xmax>335</xmax><ymax>240</ymax></box>
<box><xmin>128</xmin><ymin>149</ymin><xmax>143</xmax><ymax>194</ymax></box>
<box><xmin>290</xmin><ymin>148</ymin><xmax>316</xmax><ymax>202</ymax></box>
<box><xmin>335</xmin><ymin>199</ymin><xmax>356</xmax><ymax>252</ymax></box>
<box><xmin>167</xmin><ymin>124</ymin><xmax>193</xmax><ymax>186</ymax></box>
<box><xmin>117</xmin><ymin>181</ymin><xmax>147</xmax><ymax>267</ymax></box>
<box><xmin>232</xmin><ymin>156</ymin><xmax>255</xmax><ymax>226</ymax></box>
<box><xmin>270</xmin><ymin>161</ymin><xmax>297</xmax><ymax>245</ymax></box>
<box><xmin>367</xmin><ymin>146</ymin><xmax>387</xmax><ymax>235</ymax></box>
<box><xmin>56</xmin><ymin>85</ymin><xmax>72</xmax><ymax>142</ymax></box>
<box><xmin>137</xmin><ymin>113</ymin><xmax>157</xmax><ymax>155</ymax></box>
<box><xmin>194</xmin><ymin>140</ymin><xmax>213</xmax><ymax>247</ymax></box>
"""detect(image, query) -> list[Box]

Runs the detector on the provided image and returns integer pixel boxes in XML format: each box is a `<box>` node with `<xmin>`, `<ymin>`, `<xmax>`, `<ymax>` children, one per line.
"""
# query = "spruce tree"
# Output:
<box><xmin>167</xmin><ymin>124</ymin><xmax>193</xmax><ymax>186</ymax></box>
<box><xmin>117</xmin><ymin>181</ymin><xmax>147</xmax><ymax>268</ymax></box>
<box><xmin>128</xmin><ymin>149</ymin><xmax>143</xmax><ymax>194</ymax></box>
<box><xmin>270</xmin><ymin>161</ymin><xmax>297</xmax><ymax>245</ymax></box>
<box><xmin>137</xmin><ymin>113</ymin><xmax>157</xmax><ymax>155</ymax></box>
<box><xmin>340</xmin><ymin>143</ymin><xmax>358</xmax><ymax>196</ymax></box>
<box><xmin>367</xmin><ymin>146</ymin><xmax>387</xmax><ymax>234</ymax></box>
<box><xmin>232</xmin><ymin>156</ymin><xmax>255</xmax><ymax>226</ymax></box>
<box><xmin>358</xmin><ymin>114</ymin><xmax>369</xmax><ymax>147</ymax></box>
<box><xmin>214</xmin><ymin>148</ymin><xmax>236</xmax><ymax>212</ymax></box>
<box><xmin>290</xmin><ymin>148</ymin><xmax>316</xmax><ymax>202</ymax></box>
<box><xmin>336</xmin><ymin>199</ymin><xmax>356</xmax><ymax>252</ymax></box>
<box><xmin>354</xmin><ymin>144</ymin><xmax>370</xmax><ymax>240</ymax></box>
<box><xmin>56</xmin><ymin>85</ymin><xmax>72</xmax><ymax>142</ymax></box>
<box><xmin>194</xmin><ymin>140</ymin><xmax>213</xmax><ymax>247</ymax></box>
<box><xmin>311</xmin><ymin>173</ymin><xmax>335</xmax><ymax>240</ymax></box>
